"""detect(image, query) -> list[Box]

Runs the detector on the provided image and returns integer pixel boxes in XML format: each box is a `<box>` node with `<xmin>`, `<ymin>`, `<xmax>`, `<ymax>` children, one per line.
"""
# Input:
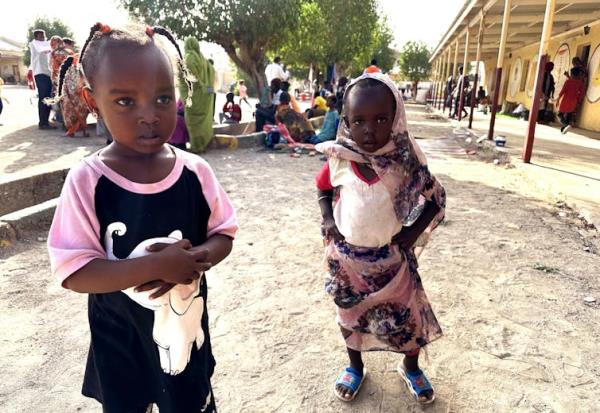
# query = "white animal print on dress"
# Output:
<box><xmin>105</xmin><ymin>222</ymin><xmax>205</xmax><ymax>375</ymax></box>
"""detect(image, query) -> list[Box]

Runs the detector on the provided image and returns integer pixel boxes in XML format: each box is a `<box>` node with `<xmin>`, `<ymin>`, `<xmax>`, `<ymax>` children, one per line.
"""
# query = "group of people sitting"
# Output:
<box><xmin>255</xmin><ymin>74</ymin><xmax>342</xmax><ymax>146</ymax></box>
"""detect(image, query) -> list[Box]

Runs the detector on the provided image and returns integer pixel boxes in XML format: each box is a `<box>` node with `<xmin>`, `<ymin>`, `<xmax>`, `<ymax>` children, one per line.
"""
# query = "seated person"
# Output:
<box><xmin>306</xmin><ymin>92</ymin><xmax>328</xmax><ymax>118</ymax></box>
<box><xmin>307</xmin><ymin>95</ymin><xmax>339</xmax><ymax>144</ymax></box>
<box><xmin>219</xmin><ymin>92</ymin><xmax>242</xmax><ymax>123</ymax></box>
<box><xmin>276</xmin><ymin>92</ymin><xmax>316</xmax><ymax>143</ymax></box>
<box><xmin>255</xmin><ymin>78</ymin><xmax>282</xmax><ymax>131</ymax></box>
<box><xmin>281</xmin><ymin>81</ymin><xmax>302</xmax><ymax>113</ymax></box>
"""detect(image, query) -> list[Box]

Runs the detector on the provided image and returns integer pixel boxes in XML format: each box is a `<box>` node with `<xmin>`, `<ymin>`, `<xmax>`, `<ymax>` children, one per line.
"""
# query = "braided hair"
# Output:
<box><xmin>57</xmin><ymin>56</ymin><xmax>75</xmax><ymax>99</ymax></box>
<box><xmin>42</xmin><ymin>55</ymin><xmax>75</xmax><ymax>106</ymax></box>
<box><xmin>74</xmin><ymin>22</ymin><xmax>194</xmax><ymax>104</ymax></box>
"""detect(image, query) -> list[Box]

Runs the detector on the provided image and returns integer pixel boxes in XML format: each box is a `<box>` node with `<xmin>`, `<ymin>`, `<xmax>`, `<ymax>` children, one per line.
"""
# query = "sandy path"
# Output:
<box><xmin>1</xmin><ymin>105</ymin><xmax>598</xmax><ymax>412</ymax></box>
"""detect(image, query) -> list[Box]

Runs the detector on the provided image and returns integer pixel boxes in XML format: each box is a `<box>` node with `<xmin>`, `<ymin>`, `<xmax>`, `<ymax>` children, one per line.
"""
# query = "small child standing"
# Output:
<box><xmin>308</xmin><ymin>95</ymin><xmax>340</xmax><ymax>144</ymax></box>
<box><xmin>315</xmin><ymin>73</ymin><xmax>446</xmax><ymax>405</ymax></box>
<box><xmin>557</xmin><ymin>67</ymin><xmax>585</xmax><ymax>134</ymax></box>
<box><xmin>238</xmin><ymin>79</ymin><xmax>252</xmax><ymax>109</ymax></box>
<box><xmin>47</xmin><ymin>23</ymin><xmax>237</xmax><ymax>413</ymax></box>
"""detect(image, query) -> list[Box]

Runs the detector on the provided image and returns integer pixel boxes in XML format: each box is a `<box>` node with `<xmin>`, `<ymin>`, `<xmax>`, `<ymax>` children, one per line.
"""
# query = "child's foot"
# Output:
<box><xmin>333</xmin><ymin>366</ymin><xmax>366</xmax><ymax>402</ymax></box>
<box><xmin>563</xmin><ymin>125</ymin><xmax>571</xmax><ymax>134</ymax></box>
<box><xmin>398</xmin><ymin>361</ymin><xmax>435</xmax><ymax>404</ymax></box>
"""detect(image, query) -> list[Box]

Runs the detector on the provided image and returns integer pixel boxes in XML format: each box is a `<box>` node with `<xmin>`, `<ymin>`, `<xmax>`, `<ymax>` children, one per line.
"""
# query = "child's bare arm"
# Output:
<box><xmin>393</xmin><ymin>200</ymin><xmax>441</xmax><ymax>249</ymax></box>
<box><xmin>64</xmin><ymin>239</ymin><xmax>211</xmax><ymax>293</ymax></box>
<box><xmin>318</xmin><ymin>189</ymin><xmax>344</xmax><ymax>242</ymax></box>
<box><xmin>188</xmin><ymin>234</ymin><xmax>233</xmax><ymax>266</ymax></box>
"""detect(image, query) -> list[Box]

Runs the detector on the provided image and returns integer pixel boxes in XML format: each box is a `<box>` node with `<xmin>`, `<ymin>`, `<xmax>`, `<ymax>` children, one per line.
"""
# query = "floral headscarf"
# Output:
<box><xmin>316</xmin><ymin>72</ymin><xmax>446</xmax><ymax>234</ymax></box>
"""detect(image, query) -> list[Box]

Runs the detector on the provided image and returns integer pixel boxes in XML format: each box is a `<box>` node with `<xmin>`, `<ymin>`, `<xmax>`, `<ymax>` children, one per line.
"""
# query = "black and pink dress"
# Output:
<box><xmin>48</xmin><ymin>147</ymin><xmax>237</xmax><ymax>412</ymax></box>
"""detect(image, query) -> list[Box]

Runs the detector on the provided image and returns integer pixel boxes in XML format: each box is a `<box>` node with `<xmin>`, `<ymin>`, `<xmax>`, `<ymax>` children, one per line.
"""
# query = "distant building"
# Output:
<box><xmin>0</xmin><ymin>36</ymin><xmax>27</xmax><ymax>83</ymax></box>
<box><xmin>429</xmin><ymin>0</ymin><xmax>600</xmax><ymax>132</ymax></box>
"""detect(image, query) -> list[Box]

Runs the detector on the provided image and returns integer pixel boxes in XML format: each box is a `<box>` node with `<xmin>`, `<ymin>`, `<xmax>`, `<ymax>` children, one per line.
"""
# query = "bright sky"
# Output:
<box><xmin>2</xmin><ymin>0</ymin><xmax>465</xmax><ymax>50</ymax></box>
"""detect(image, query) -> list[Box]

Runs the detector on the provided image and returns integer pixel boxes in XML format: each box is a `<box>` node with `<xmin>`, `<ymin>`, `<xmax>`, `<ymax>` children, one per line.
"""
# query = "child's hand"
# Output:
<box><xmin>135</xmin><ymin>280</ymin><xmax>176</xmax><ymax>299</ymax></box>
<box><xmin>147</xmin><ymin>239</ymin><xmax>212</xmax><ymax>285</ymax></box>
<box><xmin>322</xmin><ymin>218</ymin><xmax>344</xmax><ymax>243</ymax></box>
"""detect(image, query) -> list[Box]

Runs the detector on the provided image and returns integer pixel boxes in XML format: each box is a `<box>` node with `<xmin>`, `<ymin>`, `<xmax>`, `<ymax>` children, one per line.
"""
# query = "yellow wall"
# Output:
<box><xmin>482</xmin><ymin>23</ymin><xmax>600</xmax><ymax>131</ymax></box>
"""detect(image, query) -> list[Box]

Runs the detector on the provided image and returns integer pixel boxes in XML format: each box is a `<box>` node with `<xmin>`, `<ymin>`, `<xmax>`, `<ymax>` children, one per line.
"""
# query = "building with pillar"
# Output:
<box><xmin>429</xmin><ymin>0</ymin><xmax>600</xmax><ymax>135</ymax></box>
<box><xmin>0</xmin><ymin>37</ymin><xmax>27</xmax><ymax>84</ymax></box>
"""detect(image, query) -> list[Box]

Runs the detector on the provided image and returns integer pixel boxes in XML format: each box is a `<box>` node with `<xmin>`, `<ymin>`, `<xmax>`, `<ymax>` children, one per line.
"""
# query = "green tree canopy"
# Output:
<box><xmin>121</xmin><ymin>0</ymin><xmax>301</xmax><ymax>93</ymax></box>
<box><xmin>23</xmin><ymin>17</ymin><xmax>75</xmax><ymax>66</ymax></box>
<box><xmin>398</xmin><ymin>41</ymin><xmax>431</xmax><ymax>87</ymax></box>
<box><xmin>278</xmin><ymin>0</ymin><xmax>380</xmax><ymax>78</ymax></box>
<box><xmin>369</xmin><ymin>21</ymin><xmax>396</xmax><ymax>73</ymax></box>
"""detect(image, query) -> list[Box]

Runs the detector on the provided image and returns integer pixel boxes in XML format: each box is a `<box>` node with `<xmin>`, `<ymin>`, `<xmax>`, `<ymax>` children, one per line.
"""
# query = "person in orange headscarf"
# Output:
<box><xmin>364</xmin><ymin>58</ymin><xmax>382</xmax><ymax>74</ymax></box>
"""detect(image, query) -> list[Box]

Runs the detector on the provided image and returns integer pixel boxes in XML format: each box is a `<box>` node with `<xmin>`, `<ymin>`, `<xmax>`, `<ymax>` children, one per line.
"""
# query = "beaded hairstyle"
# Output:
<box><xmin>46</xmin><ymin>22</ymin><xmax>195</xmax><ymax>107</ymax></box>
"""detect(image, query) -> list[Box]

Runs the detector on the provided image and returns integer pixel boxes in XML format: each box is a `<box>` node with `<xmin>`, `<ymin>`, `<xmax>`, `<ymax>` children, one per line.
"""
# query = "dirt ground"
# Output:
<box><xmin>1</xmin><ymin>105</ymin><xmax>599</xmax><ymax>412</ymax></box>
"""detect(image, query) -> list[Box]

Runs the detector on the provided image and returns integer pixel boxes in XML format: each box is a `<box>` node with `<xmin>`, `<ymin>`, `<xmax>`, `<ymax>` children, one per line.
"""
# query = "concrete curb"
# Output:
<box><xmin>0</xmin><ymin>198</ymin><xmax>57</xmax><ymax>241</ymax></box>
<box><xmin>0</xmin><ymin>116</ymin><xmax>329</xmax><ymax>244</ymax></box>
<box><xmin>0</xmin><ymin>168</ymin><xmax>68</xmax><ymax>216</ymax></box>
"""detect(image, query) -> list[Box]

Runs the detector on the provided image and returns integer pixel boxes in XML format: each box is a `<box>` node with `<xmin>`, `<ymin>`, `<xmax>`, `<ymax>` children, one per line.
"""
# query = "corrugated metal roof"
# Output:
<box><xmin>430</xmin><ymin>0</ymin><xmax>600</xmax><ymax>62</ymax></box>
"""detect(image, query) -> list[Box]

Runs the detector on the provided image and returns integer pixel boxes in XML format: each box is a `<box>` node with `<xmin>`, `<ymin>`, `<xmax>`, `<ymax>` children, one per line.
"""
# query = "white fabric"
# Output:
<box><xmin>30</xmin><ymin>40</ymin><xmax>51</xmax><ymax>76</ymax></box>
<box><xmin>104</xmin><ymin>222</ymin><xmax>204</xmax><ymax>376</ymax></box>
<box><xmin>330</xmin><ymin>158</ymin><xmax>404</xmax><ymax>248</ymax></box>
<box><xmin>265</xmin><ymin>62</ymin><xmax>287</xmax><ymax>83</ymax></box>
<box><xmin>271</xmin><ymin>89</ymin><xmax>283</xmax><ymax>105</ymax></box>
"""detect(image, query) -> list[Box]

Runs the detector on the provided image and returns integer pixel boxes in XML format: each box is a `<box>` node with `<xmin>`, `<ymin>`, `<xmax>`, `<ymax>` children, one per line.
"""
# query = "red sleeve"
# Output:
<box><xmin>232</xmin><ymin>105</ymin><xmax>242</xmax><ymax>122</ymax></box>
<box><xmin>316</xmin><ymin>161</ymin><xmax>334</xmax><ymax>191</ymax></box>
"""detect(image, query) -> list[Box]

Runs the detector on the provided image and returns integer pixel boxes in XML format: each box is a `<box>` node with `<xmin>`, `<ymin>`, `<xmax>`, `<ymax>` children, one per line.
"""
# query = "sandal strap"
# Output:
<box><xmin>335</xmin><ymin>367</ymin><xmax>364</xmax><ymax>392</ymax></box>
<box><xmin>405</xmin><ymin>369</ymin><xmax>433</xmax><ymax>395</ymax></box>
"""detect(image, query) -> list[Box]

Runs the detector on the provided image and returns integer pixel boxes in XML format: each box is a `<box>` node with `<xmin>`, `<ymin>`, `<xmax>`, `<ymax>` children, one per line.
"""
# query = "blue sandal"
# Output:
<box><xmin>333</xmin><ymin>367</ymin><xmax>367</xmax><ymax>402</ymax></box>
<box><xmin>398</xmin><ymin>365</ymin><xmax>435</xmax><ymax>404</ymax></box>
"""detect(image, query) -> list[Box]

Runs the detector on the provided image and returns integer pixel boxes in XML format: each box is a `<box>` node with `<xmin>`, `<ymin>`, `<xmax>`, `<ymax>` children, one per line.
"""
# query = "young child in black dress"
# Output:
<box><xmin>48</xmin><ymin>22</ymin><xmax>237</xmax><ymax>413</ymax></box>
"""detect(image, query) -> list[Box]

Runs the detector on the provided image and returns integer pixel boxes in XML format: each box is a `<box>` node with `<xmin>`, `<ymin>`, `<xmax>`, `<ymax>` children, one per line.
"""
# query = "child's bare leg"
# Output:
<box><xmin>403</xmin><ymin>350</ymin><xmax>434</xmax><ymax>402</ymax></box>
<box><xmin>335</xmin><ymin>326</ymin><xmax>365</xmax><ymax>400</ymax></box>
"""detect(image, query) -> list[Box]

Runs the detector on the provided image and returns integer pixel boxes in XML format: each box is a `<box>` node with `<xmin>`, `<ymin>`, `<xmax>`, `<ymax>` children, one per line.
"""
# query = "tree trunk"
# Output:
<box><xmin>221</xmin><ymin>44</ymin><xmax>266</xmax><ymax>99</ymax></box>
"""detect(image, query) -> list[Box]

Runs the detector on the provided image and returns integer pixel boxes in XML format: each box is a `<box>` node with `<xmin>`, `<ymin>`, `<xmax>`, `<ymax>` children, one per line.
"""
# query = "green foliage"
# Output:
<box><xmin>121</xmin><ymin>0</ymin><xmax>301</xmax><ymax>93</ymax></box>
<box><xmin>23</xmin><ymin>17</ymin><xmax>75</xmax><ymax>66</ymax></box>
<box><xmin>278</xmin><ymin>0</ymin><xmax>381</xmax><ymax>76</ymax></box>
<box><xmin>278</xmin><ymin>1</ymin><xmax>327</xmax><ymax>70</ymax></box>
<box><xmin>370</xmin><ymin>21</ymin><xmax>396</xmax><ymax>73</ymax></box>
<box><xmin>398</xmin><ymin>41</ymin><xmax>431</xmax><ymax>85</ymax></box>
<box><xmin>348</xmin><ymin>19</ymin><xmax>396</xmax><ymax>76</ymax></box>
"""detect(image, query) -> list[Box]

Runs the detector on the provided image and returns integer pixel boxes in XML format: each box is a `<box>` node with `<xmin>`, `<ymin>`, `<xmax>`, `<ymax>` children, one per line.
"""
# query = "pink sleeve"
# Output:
<box><xmin>47</xmin><ymin>163</ymin><xmax>105</xmax><ymax>287</ymax></box>
<box><xmin>191</xmin><ymin>158</ymin><xmax>238</xmax><ymax>239</ymax></box>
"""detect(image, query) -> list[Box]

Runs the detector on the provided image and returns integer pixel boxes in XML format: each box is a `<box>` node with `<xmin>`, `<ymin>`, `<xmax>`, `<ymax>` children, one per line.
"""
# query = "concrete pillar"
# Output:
<box><xmin>443</xmin><ymin>49</ymin><xmax>452</xmax><ymax>111</ymax></box>
<box><xmin>432</xmin><ymin>59</ymin><xmax>439</xmax><ymax>107</ymax></box>
<box><xmin>451</xmin><ymin>41</ymin><xmax>459</xmax><ymax>116</ymax></box>
<box><xmin>488</xmin><ymin>0</ymin><xmax>513</xmax><ymax>140</ymax></box>
<box><xmin>469</xmin><ymin>12</ymin><xmax>485</xmax><ymax>129</ymax></box>
<box><xmin>458</xmin><ymin>30</ymin><xmax>470</xmax><ymax>121</ymax></box>
<box><xmin>523</xmin><ymin>0</ymin><xmax>557</xmax><ymax>163</ymax></box>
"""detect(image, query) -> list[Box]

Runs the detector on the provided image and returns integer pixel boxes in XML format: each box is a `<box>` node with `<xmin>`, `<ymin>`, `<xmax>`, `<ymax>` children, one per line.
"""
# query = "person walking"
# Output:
<box><xmin>238</xmin><ymin>80</ymin><xmax>252</xmax><ymax>109</ymax></box>
<box><xmin>557</xmin><ymin>67</ymin><xmax>585</xmax><ymax>134</ymax></box>
<box><xmin>29</xmin><ymin>29</ymin><xmax>55</xmax><ymax>129</ymax></box>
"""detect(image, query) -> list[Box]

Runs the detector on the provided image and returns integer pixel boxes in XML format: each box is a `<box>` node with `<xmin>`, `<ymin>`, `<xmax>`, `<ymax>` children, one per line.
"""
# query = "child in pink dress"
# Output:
<box><xmin>316</xmin><ymin>72</ymin><xmax>446</xmax><ymax>405</ymax></box>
